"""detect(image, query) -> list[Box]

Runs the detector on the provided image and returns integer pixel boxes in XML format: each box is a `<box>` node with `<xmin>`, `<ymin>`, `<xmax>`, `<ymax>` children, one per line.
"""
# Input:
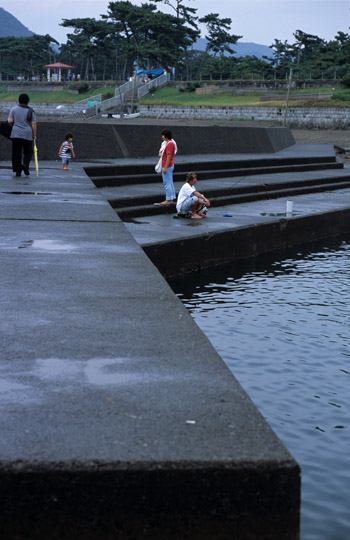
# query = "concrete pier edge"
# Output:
<box><xmin>6</xmin><ymin>132</ymin><xmax>350</xmax><ymax>538</ymax></box>
<box><xmin>143</xmin><ymin>208</ymin><xmax>350</xmax><ymax>278</ymax></box>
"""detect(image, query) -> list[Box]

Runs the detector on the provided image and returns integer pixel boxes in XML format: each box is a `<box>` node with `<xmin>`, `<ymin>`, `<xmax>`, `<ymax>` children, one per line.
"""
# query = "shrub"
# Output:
<box><xmin>332</xmin><ymin>89</ymin><xmax>350</xmax><ymax>101</ymax></box>
<box><xmin>67</xmin><ymin>81</ymin><xmax>89</xmax><ymax>94</ymax></box>
<box><xmin>341</xmin><ymin>75</ymin><xmax>350</xmax><ymax>88</ymax></box>
<box><xmin>179</xmin><ymin>81</ymin><xmax>201</xmax><ymax>93</ymax></box>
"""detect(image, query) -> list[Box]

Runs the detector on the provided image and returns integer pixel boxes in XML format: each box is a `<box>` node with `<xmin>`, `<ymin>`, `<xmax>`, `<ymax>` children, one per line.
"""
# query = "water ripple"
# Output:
<box><xmin>171</xmin><ymin>236</ymin><xmax>350</xmax><ymax>540</ymax></box>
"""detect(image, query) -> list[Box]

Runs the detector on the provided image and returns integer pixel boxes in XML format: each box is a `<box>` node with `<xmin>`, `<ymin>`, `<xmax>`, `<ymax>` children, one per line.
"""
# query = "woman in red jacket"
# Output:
<box><xmin>159</xmin><ymin>128</ymin><xmax>176</xmax><ymax>205</ymax></box>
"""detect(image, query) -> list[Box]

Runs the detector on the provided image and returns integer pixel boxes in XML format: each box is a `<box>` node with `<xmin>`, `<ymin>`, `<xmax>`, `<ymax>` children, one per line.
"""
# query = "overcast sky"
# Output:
<box><xmin>1</xmin><ymin>0</ymin><xmax>349</xmax><ymax>46</ymax></box>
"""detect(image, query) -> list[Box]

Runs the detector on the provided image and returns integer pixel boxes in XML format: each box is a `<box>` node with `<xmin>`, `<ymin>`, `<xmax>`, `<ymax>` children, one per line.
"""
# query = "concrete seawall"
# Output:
<box><xmin>0</xmin><ymin>122</ymin><xmax>295</xmax><ymax>160</ymax></box>
<box><xmin>3</xmin><ymin>125</ymin><xmax>350</xmax><ymax>537</ymax></box>
<box><xmin>0</xmin><ymin>159</ymin><xmax>300</xmax><ymax>539</ymax></box>
<box><xmin>143</xmin><ymin>207</ymin><xmax>350</xmax><ymax>278</ymax></box>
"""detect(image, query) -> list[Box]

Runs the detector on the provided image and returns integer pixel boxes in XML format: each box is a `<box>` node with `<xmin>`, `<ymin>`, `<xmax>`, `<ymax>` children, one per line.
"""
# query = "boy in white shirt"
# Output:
<box><xmin>176</xmin><ymin>172</ymin><xmax>210</xmax><ymax>219</ymax></box>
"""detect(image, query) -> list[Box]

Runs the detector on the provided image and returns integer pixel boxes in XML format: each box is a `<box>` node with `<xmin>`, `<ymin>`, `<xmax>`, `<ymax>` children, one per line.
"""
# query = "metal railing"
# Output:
<box><xmin>138</xmin><ymin>72</ymin><xmax>170</xmax><ymax>99</ymax></box>
<box><xmin>90</xmin><ymin>76</ymin><xmax>144</xmax><ymax>114</ymax></box>
<box><xmin>72</xmin><ymin>93</ymin><xmax>102</xmax><ymax>111</ymax></box>
<box><xmin>98</xmin><ymin>94</ymin><xmax>124</xmax><ymax>113</ymax></box>
<box><xmin>59</xmin><ymin>93</ymin><xmax>103</xmax><ymax>120</ymax></box>
<box><xmin>114</xmin><ymin>76</ymin><xmax>143</xmax><ymax>97</ymax></box>
<box><xmin>60</xmin><ymin>72</ymin><xmax>170</xmax><ymax>119</ymax></box>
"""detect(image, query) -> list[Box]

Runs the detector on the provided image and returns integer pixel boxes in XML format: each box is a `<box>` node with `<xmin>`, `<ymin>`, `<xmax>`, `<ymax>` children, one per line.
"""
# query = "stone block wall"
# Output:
<box><xmin>0</xmin><ymin>102</ymin><xmax>78</xmax><ymax>117</ymax></box>
<box><xmin>1</xmin><ymin>99</ymin><xmax>350</xmax><ymax>127</ymax></box>
<box><xmin>139</xmin><ymin>104</ymin><xmax>350</xmax><ymax>128</ymax></box>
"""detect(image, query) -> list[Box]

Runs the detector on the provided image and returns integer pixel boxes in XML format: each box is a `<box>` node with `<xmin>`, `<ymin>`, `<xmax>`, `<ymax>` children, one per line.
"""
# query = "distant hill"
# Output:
<box><xmin>0</xmin><ymin>7</ymin><xmax>34</xmax><ymax>38</ymax></box>
<box><xmin>193</xmin><ymin>38</ymin><xmax>274</xmax><ymax>59</ymax></box>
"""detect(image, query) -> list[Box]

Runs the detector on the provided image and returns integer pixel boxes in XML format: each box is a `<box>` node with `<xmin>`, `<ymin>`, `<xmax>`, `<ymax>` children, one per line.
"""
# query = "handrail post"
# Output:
<box><xmin>283</xmin><ymin>68</ymin><xmax>293</xmax><ymax>127</ymax></box>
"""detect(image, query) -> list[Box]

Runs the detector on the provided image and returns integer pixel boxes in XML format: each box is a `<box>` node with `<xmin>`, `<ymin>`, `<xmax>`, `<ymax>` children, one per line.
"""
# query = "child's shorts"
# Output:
<box><xmin>177</xmin><ymin>195</ymin><xmax>199</xmax><ymax>214</ymax></box>
<box><xmin>61</xmin><ymin>157</ymin><xmax>70</xmax><ymax>165</ymax></box>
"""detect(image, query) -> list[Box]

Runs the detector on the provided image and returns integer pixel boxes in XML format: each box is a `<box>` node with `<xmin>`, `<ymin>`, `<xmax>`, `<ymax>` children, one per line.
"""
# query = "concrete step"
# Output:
<box><xmin>88</xmin><ymin>156</ymin><xmax>341</xmax><ymax>188</ymax></box>
<box><xmin>91</xmin><ymin>161</ymin><xmax>343</xmax><ymax>188</ymax></box>
<box><xmin>109</xmin><ymin>173</ymin><xmax>350</xmax><ymax>218</ymax></box>
<box><xmin>86</xmin><ymin>154</ymin><xmax>338</xmax><ymax>177</ymax></box>
<box><xmin>116</xmin><ymin>179</ymin><xmax>350</xmax><ymax>219</ymax></box>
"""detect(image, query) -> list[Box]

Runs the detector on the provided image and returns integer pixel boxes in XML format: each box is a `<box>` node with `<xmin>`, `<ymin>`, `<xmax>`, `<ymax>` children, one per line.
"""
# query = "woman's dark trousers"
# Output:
<box><xmin>12</xmin><ymin>138</ymin><xmax>33</xmax><ymax>174</ymax></box>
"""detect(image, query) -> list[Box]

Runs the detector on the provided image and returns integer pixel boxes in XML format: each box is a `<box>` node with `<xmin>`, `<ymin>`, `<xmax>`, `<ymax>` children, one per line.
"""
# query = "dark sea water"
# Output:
<box><xmin>170</xmin><ymin>236</ymin><xmax>350</xmax><ymax>540</ymax></box>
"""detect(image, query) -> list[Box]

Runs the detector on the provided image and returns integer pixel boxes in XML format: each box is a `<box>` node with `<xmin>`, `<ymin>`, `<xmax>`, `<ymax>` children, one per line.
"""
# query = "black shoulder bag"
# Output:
<box><xmin>0</xmin><ymin>106</ymin><xmax>34</xmax><ymax>139</ymax></box>
<box><xmin>0</xmin><ymin>122</ymin><xmax>12</xmax><ymax>139</ymax></box>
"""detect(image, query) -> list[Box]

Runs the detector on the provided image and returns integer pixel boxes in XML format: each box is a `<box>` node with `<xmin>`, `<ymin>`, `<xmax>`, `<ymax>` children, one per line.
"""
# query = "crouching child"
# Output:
<box><xmin>176</xmin><ymin>172</ymin><xmax>210</xmax><ymax>219</ymax></box>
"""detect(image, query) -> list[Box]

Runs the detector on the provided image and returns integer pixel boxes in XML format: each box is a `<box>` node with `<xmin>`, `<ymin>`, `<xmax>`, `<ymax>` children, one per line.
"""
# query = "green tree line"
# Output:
<box><xmin>0</xmin><ymin>34</ymin><xmax>58</xmax><ymax>80</ymax></box>
<box><xmin>0</xmin><ymin>1</ymin><xmax>349</xmax><ymax>83</ymax></box>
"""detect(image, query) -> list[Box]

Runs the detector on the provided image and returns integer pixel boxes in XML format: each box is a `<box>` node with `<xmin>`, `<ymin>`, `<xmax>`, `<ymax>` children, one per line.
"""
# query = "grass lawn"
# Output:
<box><xmin>1</xmin><ymin>83</ymin><xmax>349</xmax><ymax>107</ymax></box>
<box><xmin>140</xmin><ymin>87</ymin><xmax>262</xmax><ymax>106</ymax></box>
<box><xmin>140</xmin><ymin>86</ymin><xmax>350</xmax><ymax>108</ymax></box>
<box><xmin>0</xmin><ymin>86</ymin><xmax>114</xmax><ymax>103</ymax></box>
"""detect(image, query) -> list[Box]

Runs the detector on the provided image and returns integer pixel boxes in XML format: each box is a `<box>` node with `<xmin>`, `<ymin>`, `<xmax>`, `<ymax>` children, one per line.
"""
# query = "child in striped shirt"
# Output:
<box><xmin>59</xmin><ymin>132</ymin><xmax>76</xmax><ymax>170</ymax></box>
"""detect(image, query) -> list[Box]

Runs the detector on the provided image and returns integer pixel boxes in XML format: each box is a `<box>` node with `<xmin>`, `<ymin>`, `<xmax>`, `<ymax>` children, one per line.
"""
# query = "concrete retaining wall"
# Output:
<box><xmin>139</xmin><ymin>104</ymin><xmax>350</xmax><ymax>128</ymax></box>
<box><xmin>0</xmin><ymin>123</ymin><xmax>295</xmax><ymax>160</ymax></box>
